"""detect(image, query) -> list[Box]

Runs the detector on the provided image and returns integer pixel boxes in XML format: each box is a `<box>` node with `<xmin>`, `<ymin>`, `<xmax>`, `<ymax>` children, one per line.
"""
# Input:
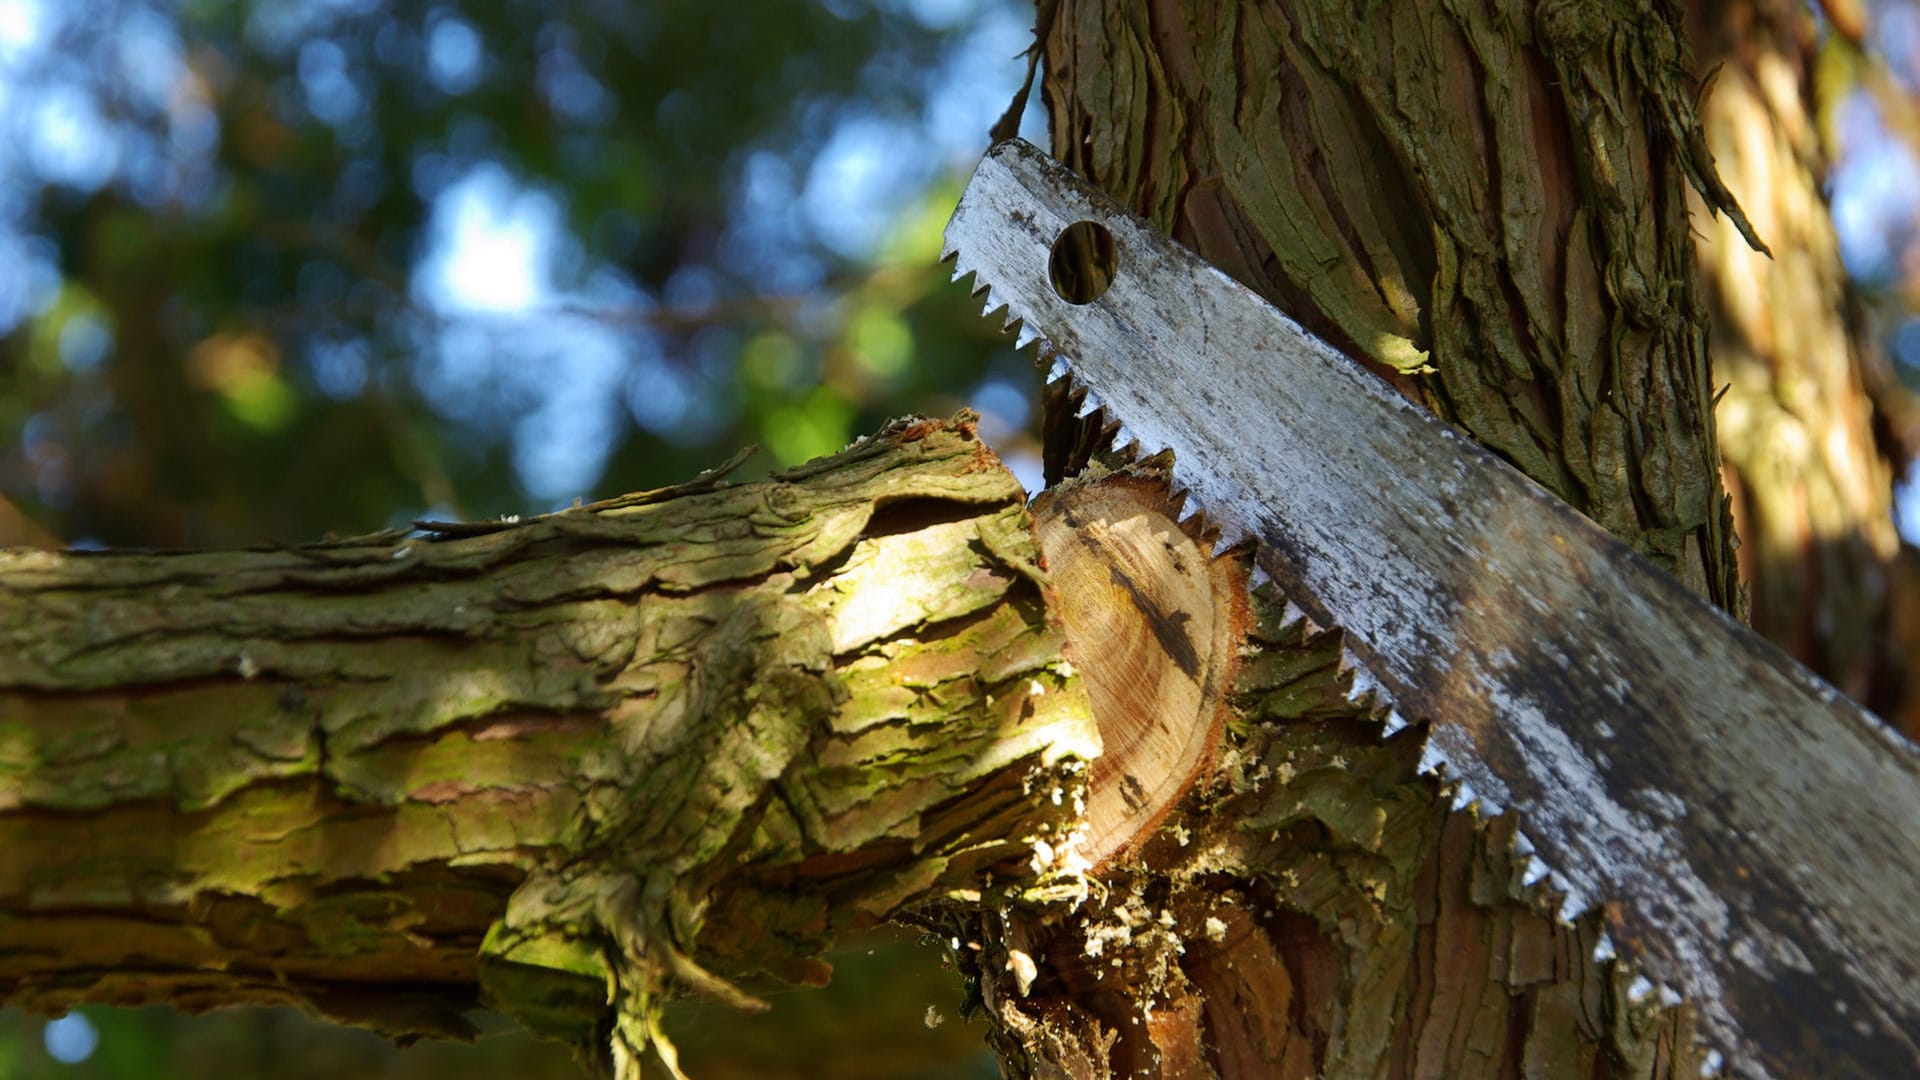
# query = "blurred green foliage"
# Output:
<box><xmin>0</xmin><ymin>0</ymin><xmax>1042</xmax><ymax>1073</ymax></box>
<box><xmin>0</xmin><ymin>0</ymin><xmax>1044</xmax><ymax>549</ymax></box>
<box><xmin>0</xmin><ymin>929</ymin><xmax>994</xmax><ymax>1080</ymax></box>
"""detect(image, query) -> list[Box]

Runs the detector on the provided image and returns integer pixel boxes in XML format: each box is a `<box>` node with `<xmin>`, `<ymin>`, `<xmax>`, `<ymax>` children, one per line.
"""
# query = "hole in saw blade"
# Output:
<box><xmin>1048</xmin><ymin>221</ymin><xmax>1116</xmax><ymax>305</ymax></box>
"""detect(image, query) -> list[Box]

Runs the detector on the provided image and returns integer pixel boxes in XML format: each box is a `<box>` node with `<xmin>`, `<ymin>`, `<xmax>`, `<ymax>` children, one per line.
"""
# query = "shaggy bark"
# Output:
<box><xmin>0</xmin><ymin>417</ymin><xmax>1100</xmax><ymax>1078</ymax></box>
<box><xmin>1042</xmin><ymin>0</ymin><xmax>1753</xmax><ymax>611</ymax></box>
<box><xmin>973</xmin><ymin>0</ymin><xmax>1809</xmax><ymax>1076</ymax></box>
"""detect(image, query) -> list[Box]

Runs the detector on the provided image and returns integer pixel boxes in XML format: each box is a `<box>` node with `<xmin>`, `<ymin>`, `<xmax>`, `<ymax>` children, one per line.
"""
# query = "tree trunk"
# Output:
<box><xmin>1042</xmin><ymin>0</ymin><xmax>1753</xmax><ymax>612</ymax></box>
<box><xmin>0</xmin><ymin>416</ymin><xmax>1101</xmax><ymax>1078</ymax></box>
<box><xmin>967</xmin><ymin>0</ymin><xmax>1824</xmax><ymax>1076</ymax></box>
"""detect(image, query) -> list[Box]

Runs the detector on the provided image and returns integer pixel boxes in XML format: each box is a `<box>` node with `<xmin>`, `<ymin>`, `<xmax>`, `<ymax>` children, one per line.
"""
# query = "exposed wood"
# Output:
<box><xmin>951</xmin><ymin>586</ymin><xmax>1706</xmax><ymax>1080</ymax></box>
<box><xmin>0</xmin><ymin>415</ymin><xmax>1101</xmax><ymax>1078</ymax></box>
<box><xmin>946</xmin><ymin>137</ymin><xmax>1920</xmax><ymax>1078</ymax></box>
<box><xmin>1030</xmin><ymin>464</ymin><xmax>1247</xmax><ymax>867</ymax></box>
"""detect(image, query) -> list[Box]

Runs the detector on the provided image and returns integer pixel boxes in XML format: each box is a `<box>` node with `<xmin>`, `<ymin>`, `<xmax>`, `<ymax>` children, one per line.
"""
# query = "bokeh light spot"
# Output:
<box><xmin>0</xmin><ymin>0</ymin><xmax>51</xmax><ymax>64</ymax></box>
<box><xmin>57</xmin><ymin>312</ymin><xmax>112</xmax><ymax>371</ymax></box>
<box><xmin>26</xmin><ymin>83</ymin><xmax>121</xmax><ymax>190</ymax></box>
<box><xmin>847</xmin><ymin>305</ymin><xmax>912</xmax><ymax>379</ymax></box>
<box><xmin>427</xmin><ymin>14</ymin><xmax>482</xmax><ymax>94</ymax></box>
<box><xmin>764</xmin><ymin>388</ymin><xmax>854</xmax><ymax>466</ymax></box>
<box><xmin>742</xmin><ymin>332</ymin><xmax>805</xmax><ymax>391</ymax></box>
<box><xmin>297</xmin><ymin>38</ymin><xmax>363</xmax><ymax>126</ymax></box>
<box><xmin>310</xmin><ymin>340</ymin><xmax>370</xmax><ymax>400</ymax></box>
<box><xmin>43</xmin><ymin>1012</ymin><xmax>98</xmax><ymax>1064</ymax></box>
<box><xmin>415</xmin><ymin>165</ymin><xmax>557</xmax><ymax>313</ymax></box>
<box><xmin>968</xmin><ymin>376</ymin><xmax>1030</xmax><ymax>441</ymax></box>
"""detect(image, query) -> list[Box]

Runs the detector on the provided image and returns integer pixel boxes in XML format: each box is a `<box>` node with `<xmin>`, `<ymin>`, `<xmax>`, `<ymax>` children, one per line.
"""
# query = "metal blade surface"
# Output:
<box><xmin>944</xmin><ymin>138</ymin><xmax>1920</xmax><ymax>1080</ymax></box>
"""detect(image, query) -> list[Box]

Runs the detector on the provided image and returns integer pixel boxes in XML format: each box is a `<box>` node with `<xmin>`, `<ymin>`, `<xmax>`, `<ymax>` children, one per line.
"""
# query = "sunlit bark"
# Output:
<box><xmin>0</xmin><ymin>417</ymin><xmax>1098</xmax><ymax>1077</ymax></box>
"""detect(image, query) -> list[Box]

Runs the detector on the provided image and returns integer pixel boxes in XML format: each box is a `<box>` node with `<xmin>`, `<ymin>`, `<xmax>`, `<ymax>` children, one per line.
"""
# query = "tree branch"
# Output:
<box><xmin>0</xmin><ymin>414</ymin><xmax>1099</xmax><ymax>1078</ymax></box>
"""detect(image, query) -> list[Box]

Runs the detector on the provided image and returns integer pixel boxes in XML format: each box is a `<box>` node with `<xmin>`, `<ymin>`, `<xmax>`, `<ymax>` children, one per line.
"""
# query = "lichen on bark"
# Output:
<box><xmin>0</xmin><ymin>414</ymin><xmax>1100</xmax><ymax>1078</ymax></box>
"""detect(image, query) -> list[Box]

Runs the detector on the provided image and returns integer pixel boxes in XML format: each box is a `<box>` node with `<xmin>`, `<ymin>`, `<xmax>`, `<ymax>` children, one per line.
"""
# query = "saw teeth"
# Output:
<box><xmin>1448</xmin><ymin>779</ymin><xmax>1505</xmax><ymax>817</ymax></box>
<box><xmin>1163</xmin><ymin>485</ymin><xmax>1190</xmax><ymax>518</ymax></box>
<box><xmin>1110</xmin><ymin>424</ymin><xmax>1168</xmax><ymax>464</ymax></box>
<box><xmin>942</xmin><ymin>262</ymin><xmax>1061</xmax><ymax>376</ymax></box>
<box><xmin>1274</xmin><ymin>596</ymin><xmax>1312</xmax><ymax>633</ymax></box>
<box><xmin>1553</xmin><ymin>876</ymin><xmax>1589</xmax><ymax>924</ymax></box>
<box><xmin>1074</xmin><ymin>386</ymin><xmax>1104</xmax><ymax>418</ymax></box>
<box><xmin>948</xmin><ymin>237</ymin><xmax>1603</xmax><ymax>940</ymax></box>
<box><xmin>1160</xmin><ymin>441</ymin><xmax>1598</xmax><ymax>960</ymax></box>
<box><xmin>1449</xmin><ymin>779</ymin><xmax>1478</xmax><ymax>812</ymax></box>
<box><xmin>1351</xmin><ymin>689</ymin><xmax>1390</xmax><ymax>721</ymax></box>
<box><xmin>1348</xmin><ymin>663</ymin><xmax>1386</xmax><ymax>709</ymax></box>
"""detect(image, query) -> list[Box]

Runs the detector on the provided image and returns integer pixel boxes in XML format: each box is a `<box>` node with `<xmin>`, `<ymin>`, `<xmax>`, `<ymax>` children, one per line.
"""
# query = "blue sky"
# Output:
<box><xmin>0</xmin><ymin>0</ymin><xmax>1049</xmax><ymax>506</ymax></box>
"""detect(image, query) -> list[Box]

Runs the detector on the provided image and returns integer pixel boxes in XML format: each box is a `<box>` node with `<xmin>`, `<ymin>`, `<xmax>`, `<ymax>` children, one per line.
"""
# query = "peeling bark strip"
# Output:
<box><xmin>0</xmin><ymin>416</ymin><xmax>1100</xmax><ymax>1077</ymax></box>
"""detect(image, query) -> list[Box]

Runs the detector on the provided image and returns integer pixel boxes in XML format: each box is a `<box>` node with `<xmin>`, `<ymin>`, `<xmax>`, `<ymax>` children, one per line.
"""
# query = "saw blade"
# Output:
<box><xmin>943</xmin><ymin>138</ymin><xmax>1920</xmax><ymax>1080</ymax></box>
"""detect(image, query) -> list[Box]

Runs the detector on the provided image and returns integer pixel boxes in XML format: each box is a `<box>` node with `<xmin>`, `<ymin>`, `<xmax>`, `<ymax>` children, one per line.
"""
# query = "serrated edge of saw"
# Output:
<box><xmin>938</xmin><ymin>249</ymin><xmax>1689</xmax><ymax>995</ymax></box>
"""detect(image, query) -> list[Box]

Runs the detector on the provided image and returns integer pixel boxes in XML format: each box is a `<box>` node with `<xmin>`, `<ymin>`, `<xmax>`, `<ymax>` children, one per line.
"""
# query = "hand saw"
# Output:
<box><xmin>943</xmin><ymin>138</ymin><xmax>1920</xmax><ymax>1080</ymax></box>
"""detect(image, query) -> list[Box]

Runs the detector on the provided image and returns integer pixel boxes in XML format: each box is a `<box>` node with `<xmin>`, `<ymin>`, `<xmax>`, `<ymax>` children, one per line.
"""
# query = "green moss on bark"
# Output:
<box><xmin>0</xmin><ymin>415</ymin><xmax>1100</xmax><ymax>1078</ymax></box>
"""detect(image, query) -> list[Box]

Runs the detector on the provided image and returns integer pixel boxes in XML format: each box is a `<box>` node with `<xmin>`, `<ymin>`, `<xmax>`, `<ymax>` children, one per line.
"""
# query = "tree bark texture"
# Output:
<box><xmin>0</xmin><ymin>416</ymin><xmax>1101</xmax><ymax>1078</ymax></box>
<box><xmin>951</xmin><ymin>587</ymin><xmax>1703</xmax><ymax>1080</ymax></box>
<box><xmin>990</xmin><ymin>0</ymin><xmax>1783</xmax><ymax>1075</ymax></box>
<box><xmin>1041</xmin><ymin>0</ymin><xmax>1755</xmax><ymax>613</ymax></box>
<box><xmin>1686</xmin><ymin>0</ymin><xmax>1920</xmax><ymax>735</ymax></box>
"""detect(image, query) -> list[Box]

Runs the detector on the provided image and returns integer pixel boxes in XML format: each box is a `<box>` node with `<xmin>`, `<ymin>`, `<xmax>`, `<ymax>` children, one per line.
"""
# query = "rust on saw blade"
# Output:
<box><xmin>943</xmin><ymin>138</ymin><xmax>1920</xmax><ymax>1080</ymax></box>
